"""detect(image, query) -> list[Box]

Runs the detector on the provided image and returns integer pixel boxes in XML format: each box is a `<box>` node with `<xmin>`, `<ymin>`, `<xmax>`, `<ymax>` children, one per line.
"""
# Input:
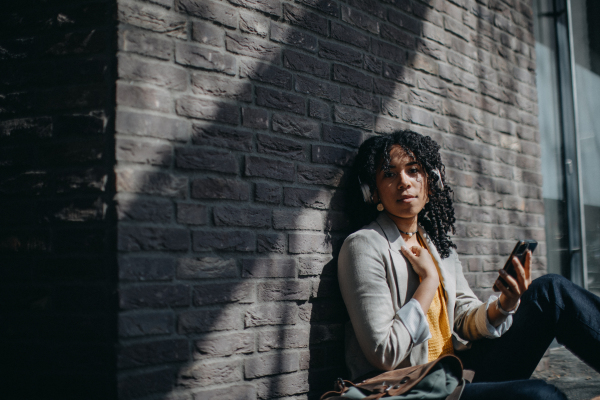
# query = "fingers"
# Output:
<box><xmin>495</xmin><ymin>278</ymin><xmax>513</xmax><ymax>299</ymax></box>
<box><xmin>524</xmin><ymin>250</ymin><xmax>532</xmax><ymax>282</ymax></box>
<box><xmin>512</xmin><ymin>256</ymin><xmax>527</xmax><ymax>290</ymax></box>
<box><xmin>410</xmin><ymin>246</ymin><xmax>421</xmax><ymax>257</ymax></box>
<box><xmin>498</xmin><ymin>269</ymin><xmax>520</xmax><ymax>295</ymax></box>
<box><xmin>400</xmin><ymin>245</ymin><xmax>421</xmax><ymax>258</ymax></box>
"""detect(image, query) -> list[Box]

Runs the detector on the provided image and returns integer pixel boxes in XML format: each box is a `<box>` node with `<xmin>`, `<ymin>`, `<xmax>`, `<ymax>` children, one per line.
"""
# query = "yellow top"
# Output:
<box><xmin>417</xmin><ymin>235</ymin><xmax>454</xmax><ymax>361</ymax></box>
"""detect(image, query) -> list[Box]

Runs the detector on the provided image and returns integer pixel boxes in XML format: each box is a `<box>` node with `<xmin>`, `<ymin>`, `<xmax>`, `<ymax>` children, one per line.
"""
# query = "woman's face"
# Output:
<box><xmin>374</xmin><ymin>145</ymin><xmax>429</xmax><ymax>222</ymax></box>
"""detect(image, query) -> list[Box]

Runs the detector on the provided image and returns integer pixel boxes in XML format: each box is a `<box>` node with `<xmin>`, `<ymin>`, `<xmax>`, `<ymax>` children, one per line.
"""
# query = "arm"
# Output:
<box><xmin>452</xmin><ymin>251</ymin><xmax>513</xmax><ymax>340</ymax></box>
<box><xmin>338</xmin><ymin>233</ymin><xmax>424</xmax><ymax>371</ymax></box>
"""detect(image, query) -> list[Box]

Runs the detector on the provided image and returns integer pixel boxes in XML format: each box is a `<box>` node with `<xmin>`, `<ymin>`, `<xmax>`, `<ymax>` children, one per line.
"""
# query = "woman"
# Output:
<box><xmin>339</xmin><ymin>130</ymin><xmax>600</xmax><ymax>399</ymax></box>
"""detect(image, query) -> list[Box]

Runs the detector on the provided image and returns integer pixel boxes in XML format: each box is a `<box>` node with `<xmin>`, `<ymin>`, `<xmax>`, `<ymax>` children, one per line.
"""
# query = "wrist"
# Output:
<box><xmin>497</xmin><ymin>297</ymin><xmax>519</xmax><ymax>315</ymax></box>
<box><xmin>420</xmin><ymin>274</ymin><xmax>439</xmax><ymax>286</ymax></box>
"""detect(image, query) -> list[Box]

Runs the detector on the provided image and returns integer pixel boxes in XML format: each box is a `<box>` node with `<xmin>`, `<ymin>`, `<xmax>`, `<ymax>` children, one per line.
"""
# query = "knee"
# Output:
<box><xmin>528</xmin><ymin>274</ymin><xmax>569</xmax><ymax>295</ymax></box>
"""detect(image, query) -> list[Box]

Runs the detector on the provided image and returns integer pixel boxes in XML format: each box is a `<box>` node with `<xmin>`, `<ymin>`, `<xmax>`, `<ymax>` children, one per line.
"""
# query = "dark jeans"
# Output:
<box><xmin>461</xmin><ymin>380</ymin><xmax>567</xmax><ymax>400</ymax></box>
<box><xmin>457</xmin><ymin>274</ymin><xmax>600</xmax><ymax>399</ymax></box>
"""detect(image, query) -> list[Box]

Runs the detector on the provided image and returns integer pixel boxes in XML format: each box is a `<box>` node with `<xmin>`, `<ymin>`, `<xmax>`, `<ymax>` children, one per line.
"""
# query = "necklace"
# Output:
<box><xmin>398</xmin><ymin>228</ymin><xmax>418</xmax><ymax>237</ymax></box>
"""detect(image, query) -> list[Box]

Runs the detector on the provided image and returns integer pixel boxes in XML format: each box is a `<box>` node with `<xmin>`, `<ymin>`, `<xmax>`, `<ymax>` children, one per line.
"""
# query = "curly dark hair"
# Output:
<box><xmin>346</xmin><ymin>130</ymin><xmax>457</xmax><ymax>259</ymax></box>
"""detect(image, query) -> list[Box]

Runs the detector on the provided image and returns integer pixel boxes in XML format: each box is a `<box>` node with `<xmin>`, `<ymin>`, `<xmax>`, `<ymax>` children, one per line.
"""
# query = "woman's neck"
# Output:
<box><xmin>385</xmin><ymin>212</ymin><xmax>419</xmax><ymax>235</ymax></box>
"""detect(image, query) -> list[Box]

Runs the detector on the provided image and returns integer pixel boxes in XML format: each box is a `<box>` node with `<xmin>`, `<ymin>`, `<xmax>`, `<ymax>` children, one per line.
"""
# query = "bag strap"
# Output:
<box><xmin>445</xmin><ymin>369</ymin><xmax>475</xmax><ymax>400</ymax></box>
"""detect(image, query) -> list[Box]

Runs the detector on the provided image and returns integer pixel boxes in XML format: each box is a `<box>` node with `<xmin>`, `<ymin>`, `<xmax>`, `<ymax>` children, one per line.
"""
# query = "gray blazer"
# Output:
<box><xmin>338</xmin><ymin>213</ymin><xmax>508</xmax><ymax>379</ymax></box>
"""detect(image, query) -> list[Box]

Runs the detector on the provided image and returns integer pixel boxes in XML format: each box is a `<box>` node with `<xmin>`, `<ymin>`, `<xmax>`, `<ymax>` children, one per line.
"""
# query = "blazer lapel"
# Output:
<box><xmin>376</xmin><ymin>213</ymin><xmax>416</xmax><ymax>306</ymax></box>
<box><xmin>419</xmin><ymin>227</ymin><xmax>457</xmax><ymax>328</ymax></box>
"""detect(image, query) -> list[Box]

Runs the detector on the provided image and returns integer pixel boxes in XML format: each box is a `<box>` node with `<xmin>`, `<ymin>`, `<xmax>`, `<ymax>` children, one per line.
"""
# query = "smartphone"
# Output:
<box><xmin>493</xmin><ymin>239</ymin><xmax>538</xmax><ymax>292</ymax></box>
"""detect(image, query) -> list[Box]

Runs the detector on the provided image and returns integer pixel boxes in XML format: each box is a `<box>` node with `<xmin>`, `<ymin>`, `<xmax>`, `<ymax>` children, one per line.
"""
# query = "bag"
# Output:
<box><xmin>320</xmin><ymin>354</ymin><xmax>474</xmax><ymax>400</ymax></box>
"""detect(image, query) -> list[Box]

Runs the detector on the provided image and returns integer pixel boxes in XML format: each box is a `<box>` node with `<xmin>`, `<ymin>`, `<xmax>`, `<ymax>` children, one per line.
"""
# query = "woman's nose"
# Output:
<box><xmin>397</xmin><ymin>171</ymin><xmax>410</xmax><ymax>188</ymax></box>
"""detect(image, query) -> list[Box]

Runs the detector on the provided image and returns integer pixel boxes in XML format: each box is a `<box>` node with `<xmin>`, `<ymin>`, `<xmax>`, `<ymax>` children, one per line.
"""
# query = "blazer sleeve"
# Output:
<box><xmin>451</xmin><ymin>250</ymin><xmax>512</xmax><ymax>340</ymax></box>
<box><xmin>338</xmin><ymin>231</ymin><xmax>415</xmax><ymax>371</ymax></box>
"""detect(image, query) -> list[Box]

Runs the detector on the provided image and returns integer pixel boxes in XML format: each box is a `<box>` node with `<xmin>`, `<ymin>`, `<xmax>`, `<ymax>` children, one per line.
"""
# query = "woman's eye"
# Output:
<box><xmin>409</xmin><ymin>168</ymin><xmax>419</xmax><ymax>174</ymax></box>
<box><xmin>383</xmin><ymin>171</ymin><xmax>395</xmax><ymax>178</ymax></box>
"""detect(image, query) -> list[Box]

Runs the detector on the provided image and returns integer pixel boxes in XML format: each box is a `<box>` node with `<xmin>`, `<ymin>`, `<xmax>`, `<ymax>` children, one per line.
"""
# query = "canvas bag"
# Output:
<box><xmin>320</xmin><ymin>354</ymin><xmax>473</xmax><ymax>400</ymax></box>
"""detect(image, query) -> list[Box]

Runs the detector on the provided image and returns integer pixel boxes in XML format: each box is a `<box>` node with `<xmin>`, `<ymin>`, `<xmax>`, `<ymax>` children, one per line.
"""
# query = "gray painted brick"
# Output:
<box><xmin>331</xmin><ymin>21</ymin><xmax>369</xmax><ymax>50</ymax></box>
<box><xmin>333</xmin><ymin>64</ymin><xmax>372</xmax><ymax>91</ymax></box>
<box><xmin>256</xmin><ymin>87</ymin><xmax>305</xmax><ymax>115</ymax></box>
<box><xmin>226</xmin><ymin>31</ymin><xmax>280</xmax><ymax>62</ymax></box>
<box><xmin>257</xmin><ymin>133</ymin><xmax>306</xmax><ymax>160</ymax></box>
<box><xmin>175</xmin><ymin>96</ymin><xmax>239</xmax><ymax>125</ymax></box>
<box><xmin>245</xmin><ymin>302</ymin><xmax>298</xmax><ymax>327</ymax></box>
<box><xmin>193</xmin><ymin>230</ymin><xmax>256</xmax><ymax>252</ymax></box>
<box><xmin>289</xmin><ymin>232</ymin><xmax>332</xmax><ymax>254</ymax></box>
<box><xmin>195</xmin><ymin>332</ymin><xmax>254</xmax><ymax>357</ymax></box>
<box><xmin>239</xmin><ymin>58</ymin><xmax>292</xmax><ymax>89</ymax></box>
<box><xmin>191</xmin><ymin>123</ymin><xmax>252</xmax><ymax>151</ymax></box>
<box><xmin>245</xmin><ymin>155</ymin><xmax>295</xmax><ymax>181</ymax></box>
<box><xmin>270</xmin><ymin>22</ymin><xmax>318</xmax><ymax>52</ymax></box>
<box><xmin>239</xmin><ymin>10</ymin><xmax>269</xmax><ymax>37</ymax></box>
<box><xmin>283</xmin><ymin>3</ymin><xmax>328</xmax><ymax>36</ymax></box>
<box><xmin>255</xmin><ymin>182</ymin><xmax>282</xmax><ymax>204</ymax></box>
<box><xmin>242</xmin><ymin>107</ymin><xmax>269</xmax><ymax>129</ymax></box>
<box><xmin>191</xmin><ymin>177</ymin><xmax>250</xmax><ymax>200</ymax></box>
<box><xmin>190</xmin><ymin>73</ymin><xmax>252</xmax><ymax>102</ymax></box>
<box><xmin>119</xmin><ymin>256</ymin><xmax>176</xmax><ymax>281</ymax></box>
<box><xmin>283</xmin><ymin>49</ymin><xmax>329</xmax><ymax>79</ymax></box>
<box><xmin>227</xmin><ymin>0</ymin><xmax>282</xmax><ymax>17</ymax></box>
<box><xmin>312</xmin><ymin>145</ymin><xmax>356</xmax><ymax>167</ymax></box>
<box><xmin>175</xmin><ymin>147</ymin><xmax>238</xmax><ymax>173</ymax></box>
<box><xmin>119</xmin><ymin>2</ymin><xmax>186</xmax><ymax>38</ymax></box>
<box><xmin>193</xmin><ymin>282</ymin><xmax>255</xmax><ymax>305</ymax></box>
<box><xmin>213</xmin><ymin>205</ymin><xmax>271</xmax><ymax>228</ymax></box>
<box><xmin>245</xmin><ymin>352</ymin><xmax>299</xmax><ymax>378</ymax></box>
<box><xmin>295</xmin><ymin>75</ymin><xmax>340</xmax><ymax>102</ymax></box>
<box><xmin>242</xmin><ymin>258</ymin><xmax>296</xmax><ymax>278</ymax></box>
<box><xmin>177</xmin><ymin>257</ymin><xmax>238</xmax><ymax>279</ymax></box>
<box><xmin>177</xmin><ymin>203</ymin><xmax>208</xmax><ymax>225</ymax></box>
<box><xmin>272</xmin><ymin>113</ymin><xmax>320</xmax><ymax>139</ymax></box>
<box><xmin>341</xmin><ymin>5</ymin><xmax>379</xmax><ymax>34</ymax></box>
<box><xmin>257</xmin><ymin>233</ymin><xmax>286</xmax><ymax>253</ymax></box>
<box><xmin>175</xmin><ymin>0</ymin><xmax>238</xmax><ymax>28</ymax></box>
<box><xmin>175</xmin><ymin>42</ymin><xmax>236</xmax><ymax>75</ymax></box>
<box><xmin>116</xmin><ymin>110</ymin><xmax>190</xmax><ymax>142</ymax></box>
<box><xmin>192</xmin><ymin>20</ymin><xmax>224</xmax><ymax>47</ymax></box>
<box><xmin>116</xmin><ymin>168</ymin><xmax>187</xmax><ymax>198</ymax></box>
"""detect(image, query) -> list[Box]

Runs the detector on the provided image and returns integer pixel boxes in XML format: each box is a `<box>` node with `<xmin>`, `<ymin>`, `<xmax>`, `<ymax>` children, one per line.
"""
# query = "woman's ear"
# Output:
<box><xmin>372</xmin><ymin>188</ymin><xmax>379</xmax><ymax>203</ymax></box>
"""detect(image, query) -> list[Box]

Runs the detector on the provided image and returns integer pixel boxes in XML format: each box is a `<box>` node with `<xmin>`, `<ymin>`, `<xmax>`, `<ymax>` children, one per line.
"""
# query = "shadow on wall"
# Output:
<box><xmin>115</xmin><ymin>0</ymin><xmax>543</xmax><ymax>398</ymax></box>
<box><xmin>115</xmin><ymin>1</ymin><xmax>440</xmax><ymax>398</ymax></box>
<box><xmin>0</xmin><ymin>0</ymin><xmax>118</xmax><ymax>398</ymax></box>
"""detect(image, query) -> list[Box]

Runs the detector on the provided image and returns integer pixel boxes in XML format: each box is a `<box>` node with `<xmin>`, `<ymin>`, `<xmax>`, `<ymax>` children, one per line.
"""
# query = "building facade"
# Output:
<box><xmin>534</xmin><ymin>0</ymin><xmax>600</xmax><ymax>296</ymax></box>
<box><xmin>1</xmin><ymin>0</ymin><xmax>550</xmax><ymax>399</ymax></box>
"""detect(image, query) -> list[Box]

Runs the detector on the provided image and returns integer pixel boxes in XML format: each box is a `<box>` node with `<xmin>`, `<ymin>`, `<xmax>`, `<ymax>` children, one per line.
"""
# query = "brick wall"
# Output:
<box><xmin>1</xmin><ymin>0</ymin><xmax>543</xmax><ymax>398</ymax></box>
<box><xmin>0</xmin><ymin>0</ymin><xmax>117</xmax><ymax>398</ymax></box>
<box><xmin>114</xmin><ymin>0</ymin><xmax>543</xmax><ymax>399</ymax></box>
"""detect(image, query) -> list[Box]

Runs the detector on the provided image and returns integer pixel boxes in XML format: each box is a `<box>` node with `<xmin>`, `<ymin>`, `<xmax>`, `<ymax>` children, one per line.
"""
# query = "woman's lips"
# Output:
<box><xmin>397</xmin><ymin>196</ymin><xmax>416</xmax><ymax>202</ymax></box>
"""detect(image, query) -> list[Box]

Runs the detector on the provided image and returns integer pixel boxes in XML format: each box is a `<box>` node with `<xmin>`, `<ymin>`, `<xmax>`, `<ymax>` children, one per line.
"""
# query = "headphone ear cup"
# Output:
<box><xmin>432</xmin><ymin>168</ymin><xmax>444</xmax><ymax>191</ymax></box>
<box><xmin>360</xmin><ymin>183</ymin><xmax>373</xmax><ymax>204</ymax></box>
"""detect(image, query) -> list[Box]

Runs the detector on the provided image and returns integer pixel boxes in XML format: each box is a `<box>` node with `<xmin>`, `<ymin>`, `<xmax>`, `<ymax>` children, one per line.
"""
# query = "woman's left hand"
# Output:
<box><xmin>497</xmin><ymin>250</ymin><xmax>532</xmax><ymax>311</ymax></box>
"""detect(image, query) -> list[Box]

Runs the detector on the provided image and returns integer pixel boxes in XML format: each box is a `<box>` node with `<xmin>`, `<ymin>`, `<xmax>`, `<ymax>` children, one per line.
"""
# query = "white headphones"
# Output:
<box><xmin>358</xmin><ymin>168</ymin><xmax>444</xmax><ymax>204</ymax></box>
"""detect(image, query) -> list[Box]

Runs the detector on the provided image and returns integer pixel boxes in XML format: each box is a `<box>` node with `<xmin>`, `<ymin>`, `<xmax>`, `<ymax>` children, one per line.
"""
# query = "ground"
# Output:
<box><xmin>532</xmin><ymin>347</ymin><xmax>600</xmax><ymax>400</ymax></box>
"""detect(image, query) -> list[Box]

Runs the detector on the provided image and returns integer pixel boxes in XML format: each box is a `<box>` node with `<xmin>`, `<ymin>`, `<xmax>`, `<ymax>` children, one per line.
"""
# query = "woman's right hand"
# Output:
<box><xmin>401</xmin><ymin>245</ymin><xmax>438</xmax><ymax>281</ymax></box>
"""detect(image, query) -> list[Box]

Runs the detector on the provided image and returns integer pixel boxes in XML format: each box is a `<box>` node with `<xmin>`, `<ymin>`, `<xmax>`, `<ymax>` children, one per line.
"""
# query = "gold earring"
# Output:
<box><xmin>377</xmin><ymin>203</ymin><xmax>384</xmax><ymax>211</ymax></box>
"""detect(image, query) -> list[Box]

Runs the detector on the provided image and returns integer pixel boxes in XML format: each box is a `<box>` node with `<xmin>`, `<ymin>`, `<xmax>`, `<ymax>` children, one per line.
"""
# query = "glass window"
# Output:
<box><xmin>571</xmin><ymin>0</ymin><xmax>600</xmax><ymax>296</ymax></box>
<box><xmin>534</xmin><ymin>0</ymin><xmax>571</xmax><ymax>279</ymax></box>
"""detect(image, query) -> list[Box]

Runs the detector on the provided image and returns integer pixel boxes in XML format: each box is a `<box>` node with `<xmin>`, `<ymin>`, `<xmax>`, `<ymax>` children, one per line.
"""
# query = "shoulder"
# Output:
<box><xmin>341</xmin><ymin>220</ymin><xmax>389</xmax><ymax>252</ymax></box>
<box><xmin>339</xmin><ymin>221</ymin><xmax>389</xmax><ymax>269</ymax></box>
